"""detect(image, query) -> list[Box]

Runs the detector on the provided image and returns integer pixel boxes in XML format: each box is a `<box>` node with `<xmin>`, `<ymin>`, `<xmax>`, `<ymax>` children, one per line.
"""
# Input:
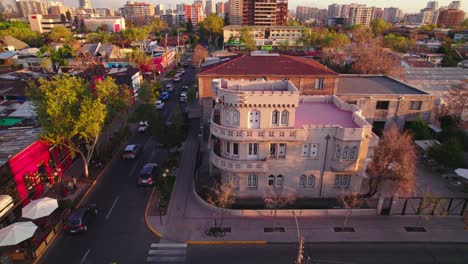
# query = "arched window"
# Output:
<box><xmin>272</xmin><ymin>110</ymin><xmax>279</xmax><ymax>125</ymax></box>
<box><xmin>342</xmin><ymin>146</ymin><xmax>349</xmax><ymax>160</ymax></box>
<box><xmin>307</xmin><ymin>175</ymin><xmax>315</xmax><ymax>188</ymax></box>
<box><xmin>280</xmin><ymin>110</ymin><xmax>289</xmax><ymax>125</ymax></box>
<box><xmin>276</xmin><ymin>175</ymin><xmax>283</xmax><ymax>187</ymax></box>
<box><xmin>350</xmin><ymin>146</ymin><xmax>358</xmax><ymax>160</ymax></box>
<box><xmin>299</xmin><ymin>175</ymin><xmax>306</xmax><ymax>188</ymax></box>
<box><xmin>224</xmin><ymin>108</ymin><xmax>230</xmax><ymax>123</ymax></box>
<box><xmin>335</xmin><ymin>145</ymin><xmax>341</xmax><ymax>159</ymax></box>
<box><xmin>232</xmin><ymin>110</ymin><xmax>240</xmax><ymax>125</ymax></box>
<box><xmin>268</xmin><ymin>175</ymin><xmax>275</xmax><ymax>186</ymax></box>
<box><xmin>232</xmin><ymin>175</ymin><xmax>239</xmax><ymax>188</ymax></box>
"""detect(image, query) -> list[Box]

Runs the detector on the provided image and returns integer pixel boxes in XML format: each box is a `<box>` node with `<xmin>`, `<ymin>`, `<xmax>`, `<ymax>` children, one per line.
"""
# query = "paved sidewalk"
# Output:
<box><xmin>146</xmin><ymin>122</ymin><xmax>468</xmax><ymax>244</ymax></box>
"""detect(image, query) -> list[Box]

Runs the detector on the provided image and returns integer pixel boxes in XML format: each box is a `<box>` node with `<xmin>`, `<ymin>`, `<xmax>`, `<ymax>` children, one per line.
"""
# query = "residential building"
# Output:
<box><xmin>15</xmin><ymin>47</ymin><xmax>44</xmax><ymax>70</ymax></box>
<box><xmin>373</xmin><ymin>7</ymin><xmax>383</xmax><ymax>21</ymax></box>
<box><xmin>79</xmin><ymin>43</ymin><xmax>122</xmax><ymax>64</ymax></box>
<box><xmin>242</xmin><ymin>0</ymin><xmax>288</xmax><ymax>26</ymax></box>
<box><xmin>327</xmin><ymin>3</ymin><xmax>342</xmax><ymax>18</ymax></box>
<box><xmin>161</xmin><ymin>12</ymin><xmax>186</xmax><ymax>26</ymax></box>
<box><xmin>16</xmin><ymin>0</ymin><xmax>47</xmax><ymax>17</ymax></box>
<box><xmin>107</xmin><ymin>67</ymin><xmax>142</xmax><ymax>96</ymax></box>
<box><xmin>317</xmin><ymin>9</ymin><xmax>328</xmax><ymax>24</ymax></box>
<box><xmin>121</xmin><ymin>1</ymin><xmax>155</xmax><ymax>26</ymax></box>
<box><xmin>206</xmin><ymin>0</ymin><xmax>215</xmax><ymax>15</ymax></box>
<box><xmin>155</xmin><ymin>4</ymin><xmax>165</xmax><ymax>16</ymax></box>
<box><xmin>48</xmin><ymin>2</ymin><xmax>66</xmax><ymax>17</ymax></box>
<box><xmin>437</xmin><ymin>9</ymin><xmax>464</xmax><ymax>27</ymax></box>
<box><xmin>95</xmin><ymin>8</ymin><xmax>115</xmax><ymax>17</ymax></box>
<box><xmin>382</xmin><ymin>7</ymin><xmax>402</xmax><ymax>24</ymax></box>
<box><xmin>176</xmin><ymin>4</ymin><xmax>185</xmax><ymax>13</ymax></box>
<box><xmin>209</xmin><ymin>79</ymin><xmax>378</xmax><ymax>198</ymax></box>
<box><xmin>79</xmin><ymin>0</ymin><xmax>91</xmax><ymax>9</ymax></box>
<box><xmin>223</xmin><ymin>25</ymin><xmax>303</xmax><ymax>49</ymax></box>
<box><xmin>453</xmin><ymin>31</ymin><xmax>468</xmax><ymax>43</ymax></box>
<box><xmin>191</xmin><ymin>3</ymin><xmax>205</xmax><ymax>26</ymax></box>
<box><xmin>28</xmin><ymin>14</ymin><xmax>71</xmax><ymax>34</ymax></box>
<box><xmin>216</xmin><ymin>2</ymin><xmax>226</xmax><ymax>15</ymax></box>
<box><xmin>83</xmin><ymin>17</ymin><xmax>126</xmax><ymax>32</ymax></box>
<box><xmin>0</xmin><ymin>36</ymin><xmax>29</xmax><ymax>51</ymax></box>
<box><xmin>448</xmin><ymin>1</ymin><xmax>461</xmax><ymax>9</ymax></box>
<box><xmin>426</xmin><ymin>1</ymin><xmax>439</xmax><ymax>9</ymax></box>
<box><xmin>348</xmin><ymin>5</ymin><xmax>374</xmax><ymax>27</ymax></box>
<box><xmin>197</xmin><ymin>52</ymin><xmax>338</xmax><ymax>123</ymax></box>
<box><xmin>336</xmin><ymin>75</ymin><xmax>435</xmax><ymax>135</ymax></box>
<box><xmin>229</xmin><ymin>0</ymin><xmax>242</xmax><ymax>25</ymax></box>
<box><xmin>296</xmin><ymin>6</ymin><xmax>318</xmax><ymax>21</ymax></box>
<box><xmin>404</xmin><ymin>13</ymin><xmax>420</xmax><ymax>24</ymax></box>
<box><xmin>419</xmin><ymin>7</ymin><xmax>439</xmax><ymax>24</ymax></box>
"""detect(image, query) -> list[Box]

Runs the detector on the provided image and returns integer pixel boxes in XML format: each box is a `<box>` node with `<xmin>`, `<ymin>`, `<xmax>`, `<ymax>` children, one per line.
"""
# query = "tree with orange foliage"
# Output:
<box><xmin>193</xmin><ymin>44</ymin><xmax>209</xmax><ymax>68</ymax></box>
<box><xmin>365</xmin><ymin>124</ymin><xmax>416</xmax><ymax>198</ymax></box>
<box><xmin>350</xmin><ymin>40</ymin><xmax>403</xmax><ymax>77</ymax></box>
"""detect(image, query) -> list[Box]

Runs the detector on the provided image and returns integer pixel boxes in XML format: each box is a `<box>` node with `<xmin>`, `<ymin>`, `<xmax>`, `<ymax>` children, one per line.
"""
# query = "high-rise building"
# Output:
<box><xmin>176</xmin><ymin>4</ymin><xmax>185</xmax><ymax>13</ymax></box>
<box><xmin>242</xmin><ymin>0</ymin><xmax>288</xmax><ymax>26</ymax></box>
<box><xmin>229</xmin><ymin>0</ymin><xmax>242</xmax><ymax>25</ymax></box>
<box><xmin>437</xmin><ymin>8</ymin><xmax>464</xmax><ymax>27</ymax></box>
<box><xmin>327</xmin><ymin>3</ymin><xmax>342</xmax><ymax>18</ymax></box>
<box><xmin>404</xmin><ymin>13</ymin><xmax>420</xmax><ymax>24</ymax></box>
<box><xmin>373</xmin><ymin>7</ymin><xmax>383</xmax><ymax>21</ymax></box>
<box><xmin>95</xmin><ymin>8</ymin><xmax>114</xmax><ymax>17</ymax></box>
<box><xmin>49</xmin><ymin>2</ymin><xmax>66</xmax><ymax>16</ymax></box>
<box><xmin>296</xmin><ymin>6</ymin><xmax>318</xmax><ymax>21</ymax></box>
<box><xmin>426</xmin><ymin>1</ymin><xmax>438</xmax><ymax>9</ymax></box>
<box><xmin>79</xmin><ymin>0</ymin><xmax>91</xmax><ymax>9</ymax></box>
<box><xmin>122</xmin><ymin>1</ymin><xmax>155</xmax><ymax>26</ymax></box>
<box><xmin>191</xmin><ymin>3</ymin><xmax>205</xmax><ymax>26</ymax></box>
<box><xmin>349</xmin><ymin>5</ymin><xmax>374</xmax><ymax>27</ymax></box>
<box><xmin>419</xmin><ymin>8</ymin><xmax>437</xmax><ymax>24</ymax></box>
<box><xmin>382</xmin><ymin>7</ymin><xmax>402</xmax><ymax>23</ymax></box>
<box><xmin>155</xmin><ymin>4</ymin><xmax>165</xmax><ymax>16</ymax></box>
<box><xmin>16</xmin><ymin>0</ymin><xmax>48</xmax><ymax>17</ymax></box>
<box><xmin>206</xmin><ymin>0</ymin><xmax>215</xmax><ymax>15</ymax></box>
<box><xmin>448</xmin><ymin>1</ymin><xmax>461</xmax><ymax>9</ymax></box>
<box><xmin>216</xmin><ymin>2</ymin><xmax>226</xmax><ymax>15</ymax></box>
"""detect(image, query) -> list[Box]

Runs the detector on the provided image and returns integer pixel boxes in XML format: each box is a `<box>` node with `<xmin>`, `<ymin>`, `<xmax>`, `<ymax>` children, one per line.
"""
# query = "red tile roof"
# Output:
<box><xmin>198</xmin><ymin>54</ymin><xmax>337</xmax><ymax>76</ymax></box>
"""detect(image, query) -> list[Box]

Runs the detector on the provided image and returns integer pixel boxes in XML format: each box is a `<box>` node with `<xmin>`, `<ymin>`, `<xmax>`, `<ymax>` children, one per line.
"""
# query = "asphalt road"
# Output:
<box><xmin>39</xmin><ymin>54</ymin><xmax>197</xmax><ymax>264</ymax></box>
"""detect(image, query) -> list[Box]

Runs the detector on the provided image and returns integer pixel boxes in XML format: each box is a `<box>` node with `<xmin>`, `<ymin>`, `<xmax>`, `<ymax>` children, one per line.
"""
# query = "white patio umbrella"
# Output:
<box><xmin>455</xmin><ymin>168</ymin><xmax>468</xmax><ymax>181</ymax></box>
<box><xmin>0</xmin><ymin>222</ymin><xmax>37</xmax><ymax>246</ymax></box>
<box><xmin>22</xmin><ymin>197</ymin><xmax>58</xmax><ymax>220</ymax></box>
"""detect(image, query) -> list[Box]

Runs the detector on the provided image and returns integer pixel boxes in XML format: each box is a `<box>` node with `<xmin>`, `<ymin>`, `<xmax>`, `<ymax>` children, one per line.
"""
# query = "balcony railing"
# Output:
<box><xmin>210</xmin><ymin>148</ymin><xmax>268</xmax><ymax>173</ymax></box>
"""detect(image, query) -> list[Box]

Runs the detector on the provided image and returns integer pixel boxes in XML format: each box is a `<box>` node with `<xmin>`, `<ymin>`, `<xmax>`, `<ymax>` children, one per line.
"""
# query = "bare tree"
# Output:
<box><xmin>438</xmin><ymin>83</ymin><xmax>468</xmax><ymax>127</ymax></box>
<box><xmin>208</xmin><ymin>182</ymin><xmax>236</xmax><ymax>228</ymax></box>
<box><xmin>350</xmin><ymin>40</ymin><xmax>403</xmax><ymax>78</ymax></box>
<box><xmin>366</xmin><ymin>124</ymin><xmax>417</xmax><ymax>198</ymax></box>
<box><xmin>263</xmin><ymin>187</ymin><xmax>296</xmax><ymax>229</ymax></box>
<box><xmin>416</xmin><ymin>191</ymin><xmax>448</xmax><ymax>227</ymax></box>
<box><xmin>193</xmin><ymin>44</ymin><xmax>208</xmax><ymax>68</ymax></box>
<box><xmin>338</xmin><ymin>191</ymin><xmax>364</xmax><ymax>228</ymax></box>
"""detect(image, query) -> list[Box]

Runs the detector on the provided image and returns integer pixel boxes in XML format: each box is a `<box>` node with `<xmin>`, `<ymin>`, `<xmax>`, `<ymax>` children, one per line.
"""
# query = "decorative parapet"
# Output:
<box><xmin>210</xmin><ymin>148</ymin><xmax>269</xmax><ymax>172</ymax></box>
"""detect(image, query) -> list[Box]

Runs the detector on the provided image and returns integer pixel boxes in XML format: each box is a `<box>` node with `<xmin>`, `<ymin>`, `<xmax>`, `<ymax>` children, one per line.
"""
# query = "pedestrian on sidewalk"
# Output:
<box><xmin>72</xmin><ymin>176</ymin><xmax>77</xmax><ymax>191</ymax></box>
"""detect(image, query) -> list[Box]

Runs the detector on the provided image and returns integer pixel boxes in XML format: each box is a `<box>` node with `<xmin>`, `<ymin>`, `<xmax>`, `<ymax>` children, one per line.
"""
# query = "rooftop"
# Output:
<box><xmin>199</xmin><ymin>54</ymin><xmax>337</xmax><ymax>77</ymax></box>
<box><xmin>337</xmin><ymin>75</ymin><xmax>428</xmax><ymax>95</ymax></box>
<box><xmin>0</xmin><ymin>127</ymin><xmax>40</xmax><ymax>166</ymax></box>
<box><xmin>223</xmin><ymin>25</ymin><xmax>304</xmax><ymax>30</ymax></box>
<box><xmin>219</xmin><ymin>79</ymin><xmax>298</xmax><ymax>93</ymax></box>
<box><xmin>294</xmin><ymin>102</ymin><xmax>358</xmax><ymax>129</ymax></box>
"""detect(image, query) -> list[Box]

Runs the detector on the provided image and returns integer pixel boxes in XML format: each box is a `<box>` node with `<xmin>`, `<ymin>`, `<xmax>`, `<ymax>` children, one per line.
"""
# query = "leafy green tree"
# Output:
<box><xmin>370</xmin><ymin>18</ymin><xmax>392</xmax><ymax>36</ymax></box>
<box><xmin>239</xmin><ymin>26</ymin><xmax>256</xmax><ymax>51</ymax></box>
<box><xmin>287</xmin><ymin>19</ymin><xmax>302</xmax><ymax>26</ymax></box>
<box><xmin>48</xmin><ymin>26</ymin><xmax>72</xmax><ymax>42</ymax></box>
<box><xmin>86</xmin><ymin>32</ymin><xmax>111</xmax><ymax>44</ymax></box>
<box><xmin>421</xmin><ymin>24</ymin><xmax>436</xmax><ymax>31</ymax></box>
<box><xmin>438</xmin><ymin>39</ymin><xmax>462</xmax><ymax>66</ymax></box>
<box><xmin>406</xmin><ymin>118</ymin><xmax>433</xmax><ymax>140</ymax></box>
<box><xmin>383</xmin><ymin>34</ymin><xmax>415</xmax><ymax>53</ymax></box>
<box><xmin>199</xmin><ymin>13</ymin><xmax>224</xmax><ymax>48</ymax></box>
<box><xmin>27</xmin><ymin>75</ymin><xmax>111</xmax><ymax>178</ymax></box>
<box><xmin>138</xmin><ymin>80</ymin><xmax>161</xmax><ymax>104</ymax></box>
<box><xmin>39</xmin><ymin>44</ymin><xmax>74</xmax><ymax>72</ymax></box>
<box><xmin>0</xmin><ymin>21</ymin><xmax>43</xmax><ymax>47</ymax></box>
<box><xmin>149</xmin><ymin>18</ymin><xmax>165</xmax><ymax>34</ymax></box>
<box><xmin>464</xmin><ymin>19</ymin><xmax>468</xmax><ymax>29</ymax></box>
<box><xmin>428</xmin><ymin>139</ymin><xmax>464</xmax><ymax>168</ymax></box>
<box><xmin>122</xmin><ymin>27</ymin><xmax>149</xmax><ymax>49</ymax></box>
<box><xmin>186</xmin><ymin>18</ymin><xmax>194</xmax><ymax>33</ymax></box>
<box><xmin>125</xmin><ymin>49</ymin><xmax>150</xmax><ymax>70</ymax></box>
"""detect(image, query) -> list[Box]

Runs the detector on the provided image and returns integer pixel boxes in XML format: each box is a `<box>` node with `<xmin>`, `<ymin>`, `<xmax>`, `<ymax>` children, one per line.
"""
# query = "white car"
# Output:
<box><xmin>177</xmin><ymin>69</ymin><xmax>185</xmax><ymax>74</ymax></box>
<box><xmin>138</xmin><ymin>121</ymin><xmax>149</xmax><ymax>133</ymax></box>
<box><xmin>179</xmin><ymin>92</ymin><xmax>187</xmax><ymax>103</ymax></box>
<box><xmin>165</xmin><ymin>83</ymin><xmax>175</xmax><ymax>92</ymax></box>
<box><xmin>156</xmin><ymin>100</ymin><xmax>165</xmax><ymax>110</ymax></box>
<box><xmin>181</xmin><ymin>86</ymin><xmax>189</xmax><ymax>93</ymax></box>
<box><xmin>173</xmin><ymin>76</ymin><xmax>181</xmax><ymax>82</ymax></box>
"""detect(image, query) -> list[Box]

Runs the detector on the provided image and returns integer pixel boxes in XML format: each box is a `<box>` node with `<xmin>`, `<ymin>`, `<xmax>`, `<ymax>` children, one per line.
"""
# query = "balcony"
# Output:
<box><xmin>210</xmin><ymin>112</ymin><xmax>307</xmax><ymax>142</ymax></box>
<box><xmin>210</xmin><ymin>147</ymin><xmax>268</xmax><ymax>173</ymax></box>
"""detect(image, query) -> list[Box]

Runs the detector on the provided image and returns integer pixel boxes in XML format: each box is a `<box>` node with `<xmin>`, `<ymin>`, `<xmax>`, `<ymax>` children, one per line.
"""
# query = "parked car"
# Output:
<box><xmin>173</xmin><ymin>76</ymin><xmax>181</xmax><ymax>82</ymax></box>
<box><xmin>64</xmin><ymin>204</ymin><xmax>98</xmax><ymax>234</ymax></box>
<box><xmin>179</xmin><ymin>92</ymin><xmax>188</xmax><ymax>103</ymax></box>
<box><xmin>181</xmin><ymin>86</ymin><xmax>189</xmax><ymax>93</ymax></box>
<box><xmin>191</xmin><ymin>64</ymin><xmax>197</xmax><ymax>69</ymax></box>
<box><xmin>159</xmin><ymin>91</ymin><xmax>170</xmax><ymax>101</ymax></box>
<box><xmin>156</xmin><ymin>100</ymin><xmax>165</xmax><ymax>110</ymax></box>
<box><xmin>138</xmin><ymin>121</ymin><xmax>149</xmax><ymax>133</ymax></box>
<box><xmin>122</xmin><ymin>144</ymin><xmax>142</xmax><ymax>159</ymax></box>
<box><xmin>164</xmin><ymin>83</ymin><xmax>175</xmax><ymax>93</ymax></box>
<box><xmin>137</xmin><ymin>163</ymin><xmax>160</xmax><ymax>186</ymax></box>
<box><xmin>183</xmin><ymin>63</ymin><xmax>189</xmax><ymax>67</ymax></box>
<box><xmin>177</xmin><ymin>69</ymin><xmax>185</xmax><ymax>74</ymax></box>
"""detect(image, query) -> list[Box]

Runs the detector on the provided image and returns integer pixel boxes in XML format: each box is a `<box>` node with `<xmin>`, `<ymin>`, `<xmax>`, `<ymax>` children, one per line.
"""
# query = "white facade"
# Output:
<box><xmin>209</xmin><ymin>79</ymin><xmax>378</xmax><ymax>199</ymax></box>
<box><xmin>28</xmin><ymin>14</ymin><xmax>71</xmax><ymax>33</ymax></box>
<box><xmin>83</xmin><ymin>17</ymin><xmax>126</xmax><ymax>32</ymax></box>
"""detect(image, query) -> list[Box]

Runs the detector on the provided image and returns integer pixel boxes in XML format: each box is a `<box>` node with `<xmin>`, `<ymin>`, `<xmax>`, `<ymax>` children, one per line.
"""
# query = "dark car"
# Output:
<box><xmin>122</xmin><ymin>144</ymin><xmax>142</xmax><ymax>159</ymax></box>
<box><xmin>64</xmin><ymin>204</ymin><xmax>98</xmax><ymax>234</ymax></box>
<box><xmin>137</xmin><ymin>163</ymin><xmax>160</xmax><ymax>186</ymax></box>
<box><xmin>159</xmin><ymin>91</ymin><xmax>170</xmax><ymax>101</ymax></box>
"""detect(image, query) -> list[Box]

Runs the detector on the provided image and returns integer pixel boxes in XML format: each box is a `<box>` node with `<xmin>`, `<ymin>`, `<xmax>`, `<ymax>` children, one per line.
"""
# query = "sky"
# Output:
<box><xmin>56</xmin><ymin>0</ymin><xmax>467</xmax><ymax>14</ymax></box>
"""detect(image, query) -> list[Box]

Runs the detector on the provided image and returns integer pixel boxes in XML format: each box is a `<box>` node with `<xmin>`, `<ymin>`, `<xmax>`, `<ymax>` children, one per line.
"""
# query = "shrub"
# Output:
<box><xmin>428</xmin><ymin>139</ymin><xmax>465</xmax><ymax>168</ymax></box>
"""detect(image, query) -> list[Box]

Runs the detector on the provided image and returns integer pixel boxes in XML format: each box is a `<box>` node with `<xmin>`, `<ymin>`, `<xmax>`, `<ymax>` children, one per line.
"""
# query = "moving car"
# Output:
<box><xmin>181</xmin><ymin>86</ymin><xmax>189</xmax><ymax>93</ymax></box>
<box><xmin>164</xmin><ymin>83</ymin><xmax>175</xmax><ymax>93</ymax></box>
<box><xmin>177</xmin><ymin>69</ymin><xmax>185</xmax><ymax>74</ymax></box>
<box><xmin>179</xmin><ymin>92</ymin><xmax>188</xmax><ymax>103</ymax></box>
<box><xmin>64</xmin><ymin>204</ymin><xmax>98</xmax><ymax>234</ymax></box>
<box><xmin>156</xmin><ymin>100</ymin><xmax>165</xmax><ymax>110</ymax></box>
<box><xmin>137</xmin><ymin>163</ymin><xmax>160</xmax><ymax>186</ymax></box>
<box><xmin>122</xmin><ymin>144</ymin><xmax>142</xmax><ymax>160</ymax></box>
<box><xmin>159</xmin><ymin>91</ymin><xmax>170</xmax><ymax>101</ymax></box>
<box><xmin>173</xmin><ymin>76</ymin><xmax>181</xmax><ymax>82</ymax></box>
<box><xmin>138</xmin><ymin>121</ymin><xmax>149</xmax><ymax>133</ymax></box>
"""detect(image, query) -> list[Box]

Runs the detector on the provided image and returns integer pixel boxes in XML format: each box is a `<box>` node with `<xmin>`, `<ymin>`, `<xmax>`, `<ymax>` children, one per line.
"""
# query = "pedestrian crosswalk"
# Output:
<box><xmin>146</xmin><ymin>243</ymin><xmax>187</xmax><ymax>263</ymax></box>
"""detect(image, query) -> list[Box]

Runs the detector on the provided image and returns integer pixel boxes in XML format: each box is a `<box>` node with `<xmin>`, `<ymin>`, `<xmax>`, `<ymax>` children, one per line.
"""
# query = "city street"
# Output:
<box><xmin>38</xmin><ymin>58</ymin><xmax>198</xmax><ymax>264</ymax></box>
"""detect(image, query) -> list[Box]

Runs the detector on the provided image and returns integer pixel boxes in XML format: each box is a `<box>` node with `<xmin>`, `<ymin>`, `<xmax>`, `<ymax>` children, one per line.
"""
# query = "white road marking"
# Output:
<box><xmin>146</xmin><ymin>256</ymin><xmax>186</xmax><ymax>262</ymax></box>
<box><xmin>148</xmin><ymin>249</ymin><xmax>186</xmax><ymax>255</ymax></box>
<box><xmin>106</xmin><ymin>196</ymin><xmax>120</xmax><ymax>220</ymax></box>
<box><xmin>129</xmin><ymin>161</ymin><xmax>139</xmax><ymax>177</ymax></box>
<box><xmin>80</xmin><ymin>249</ymin><xmax>90</xmax><ymax>264</ymax></box>
<box><xmin>151</xmin><ymin>243</ymin><xmax>187</xmax><ymax>248</ymax></box>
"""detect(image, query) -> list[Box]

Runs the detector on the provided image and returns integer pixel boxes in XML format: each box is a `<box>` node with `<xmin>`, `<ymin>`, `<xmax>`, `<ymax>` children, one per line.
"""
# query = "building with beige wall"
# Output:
<box><xmin>223</xmin><ymin>25</ymin><xmax>304</xmax><ymax>49</ymax></box>
<box><xmin>28</xmin><ymin>14</ymin><xmax>71</xmax><ymax>34</ymax></box>
<box><xmin>336</xmin><ymin>75</ymin><xmax>435</xmax><ymax>135</ymax></box>
<box><xmin>209</xmin><ymin>79</ymin><xmax>378</xmax><ymax>198</ymax></box>
<box><xmin>198</xmin><ymin>53</ymin><xmax>339</xmax><ymax>124</ymax></box>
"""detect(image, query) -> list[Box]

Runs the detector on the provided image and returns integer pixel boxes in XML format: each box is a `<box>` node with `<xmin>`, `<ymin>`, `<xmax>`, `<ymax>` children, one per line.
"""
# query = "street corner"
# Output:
<box><xmin>145</xmin><ymin>186</ymin><xmax>164</xmax><ymax>238</ymax></box>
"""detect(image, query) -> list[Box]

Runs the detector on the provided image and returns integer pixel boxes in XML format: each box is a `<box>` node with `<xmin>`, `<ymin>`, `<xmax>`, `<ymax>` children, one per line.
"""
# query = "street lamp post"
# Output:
<box><xmin>319</xmin><ymin>135</ymin><xmax>331</xmax><ymax>198</ymax></box>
